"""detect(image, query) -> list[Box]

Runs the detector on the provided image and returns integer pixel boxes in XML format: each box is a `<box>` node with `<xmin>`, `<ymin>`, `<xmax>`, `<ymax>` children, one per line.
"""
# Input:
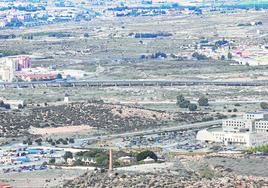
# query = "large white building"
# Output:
<box><xmin>196</xmin><ymin>111</ymin><xmax>268</xmax><ymax>147</ymax></box>
<box><xmin>0</xmin><ymin>58</ymin><xmax>17</xmax><ymax>82</ymax></box>
<box><xmin>0</xmin><ymin>56</ymin><xmax>31</xmax><ymax>82</ymax></box>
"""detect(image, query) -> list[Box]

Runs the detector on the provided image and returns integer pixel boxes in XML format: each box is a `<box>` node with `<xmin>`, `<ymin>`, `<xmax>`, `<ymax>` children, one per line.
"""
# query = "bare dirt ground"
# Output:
<box><xmin>29</xmin><ymin>125</ymin><xmax>94</xmax><ymax>135</ymax></box>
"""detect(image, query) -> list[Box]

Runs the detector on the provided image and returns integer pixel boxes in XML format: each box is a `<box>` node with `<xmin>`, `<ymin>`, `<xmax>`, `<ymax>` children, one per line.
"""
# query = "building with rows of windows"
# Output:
<box><xmin>0</xmin><ymin>56</ymin><xmax>31</xmax><ymax>82</ymax></box>
<box><xmin>196</xmin><ymin>111</ymin><xmax>268</xmax><ymax>147</ymax></box>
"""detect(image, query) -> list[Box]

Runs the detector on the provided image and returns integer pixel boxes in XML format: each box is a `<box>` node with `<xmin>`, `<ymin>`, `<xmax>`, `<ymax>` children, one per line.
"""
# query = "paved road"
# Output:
<box><xmin>119</xmin><ymin>100</ymin><xmax>268</xmax><ymax>105</ymax></box>
<box><xmin>1</xmin><ymin>79</ymin><xmax>268</xmax><ymax>88</ymax></box>
<box><xmin>9</xmin><ymin>120</ymin><xmax>221</xmax><ymax>154</ymax></box>
<box><xmin>74</xmin><ymin>119</ymin><xmax>222</xmax><ymax>147</ymax></box>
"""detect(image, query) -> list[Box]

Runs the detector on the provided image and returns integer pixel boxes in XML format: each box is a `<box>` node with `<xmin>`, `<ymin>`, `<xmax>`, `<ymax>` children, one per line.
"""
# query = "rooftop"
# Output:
<box><xmin>245</xmin><ymin>111</ymin><xmax>265</xmax><ymax>115</ymax></box>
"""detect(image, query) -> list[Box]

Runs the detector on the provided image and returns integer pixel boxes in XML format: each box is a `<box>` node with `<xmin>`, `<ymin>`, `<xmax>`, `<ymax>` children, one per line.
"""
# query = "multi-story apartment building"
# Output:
<box><xmin>0</xmin><ymin>56</ymin><xmax>31</xmax><ymax>82</ymax></box>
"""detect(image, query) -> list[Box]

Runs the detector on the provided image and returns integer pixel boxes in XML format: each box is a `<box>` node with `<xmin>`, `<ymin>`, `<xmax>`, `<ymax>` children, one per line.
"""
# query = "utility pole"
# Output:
<box><xmin>109</xmin><ymin>148</ymin><xmax>113</xmax><ymax>171</ymax></box>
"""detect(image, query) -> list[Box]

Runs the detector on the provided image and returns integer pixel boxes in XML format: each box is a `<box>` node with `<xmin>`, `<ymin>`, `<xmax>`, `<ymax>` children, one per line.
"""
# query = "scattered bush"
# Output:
<box><xmin>188</xmin><ymin>103</ymin><xmax>197</xmax><ymax>111</ymax></box>
<box><xmin>260</xmin><ymin>102</ymin><xmax>268</xmax><ymax>109</ymax></box>
<box><xmin>136</xmin><ymin>150</ymin><xmax>157</xmax><ymax>162</ymax></box>
<box><xmin>179</xmin><ymin>100</ymin><xmax>190</xmax><ymax>108</ymax></box>
<box><xmin>198</xmin><ymin>97</ymin><xmax>209</xmax><ymax>106</ymax></box>
<box><xmin>192</xmin><ymin>52</ymin><xmax>209</xmax><ymax>60</ymax></box>
<box><xmin>49</xmin><ymin>158</ymin><xmax>56</xmax><ymax>164</ymax></box>
<box><xmin>63</xmin><ymin>151</ymin><xmax>73</xmax><ymax>161</ymax></box>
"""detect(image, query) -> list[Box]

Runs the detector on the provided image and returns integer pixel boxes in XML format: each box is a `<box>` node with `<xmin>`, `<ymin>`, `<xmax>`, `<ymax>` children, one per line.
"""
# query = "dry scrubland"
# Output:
<box><xmin>2</xmin><ymin>85</ymin><xmax>268</xmax><ymax>104</ymax></box>
<box><xmin>62</xmin><ymin>156</ymin><xmax>268</xmax><ymax>188</ymax></box>
<box><xmin>0</xmin><ymin>11</ymin><xmax>267</xmax><ymax>114</ymax></box>
<box><xmin>0</xmin><ymin>85</ymin><xmax>265</xmax><ymax>139</ymax></box>
<box><xmin>0</xmin><ymin>101</ymin><xmax>213</xmax><ymax>137</ymax></box>
<box><xmin>0</xmin><ymin>11</ymin><xmax>268</xmax><ymax>81</ymax></box>
<box><xmin>0</xmin><ymin>10</ymin><xmax>267</xmax><ymax>114</ymax></box>
<box><xmin>0</xmin><ymin>85</ymin><xmax>265</xmax><ymax>115</ymax></box>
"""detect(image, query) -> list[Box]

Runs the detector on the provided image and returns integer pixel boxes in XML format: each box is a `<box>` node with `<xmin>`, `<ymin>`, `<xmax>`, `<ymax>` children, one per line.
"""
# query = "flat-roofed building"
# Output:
<box><xmin>0</xmin><ymin>56</ymin><xmax>31</xmax><ymax>82</ymax></box>
<box><xmin>196</xmin><ymin>128</ymin><xmax>268</xmax><ymax>147</ymax></box>
<box><xmin>255</xmin><ymin>120</ymin><xmax>268</xmax><ymax>133</ymax></box>
<box><xmin>243</xmin><ymin>111</ymin><xmax>268</xmax><ymax>120</ymax></box>
<box><xmin>197</xmin><ymin>111</ymin><xmax>268</xmax><ymax>147</ymax></box>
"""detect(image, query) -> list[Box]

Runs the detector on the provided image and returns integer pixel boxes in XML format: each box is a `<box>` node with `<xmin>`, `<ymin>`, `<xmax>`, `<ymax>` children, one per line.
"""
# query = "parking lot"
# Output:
<box><xmin>112</xmin><ymin>129</ymin><xmax>207</xmax><ymax>152</ymax></box>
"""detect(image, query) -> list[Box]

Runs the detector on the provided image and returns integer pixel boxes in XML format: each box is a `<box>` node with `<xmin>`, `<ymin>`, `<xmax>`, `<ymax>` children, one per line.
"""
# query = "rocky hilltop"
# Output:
<box><xmin>61</xmin><ymin>168</ymin><xmax>268</xmax><ymax>188</ymax></box>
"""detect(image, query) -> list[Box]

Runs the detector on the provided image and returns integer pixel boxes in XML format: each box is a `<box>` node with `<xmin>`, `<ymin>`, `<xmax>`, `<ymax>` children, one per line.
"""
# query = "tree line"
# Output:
<box><xmin>176</xmin><ymin>94</ymin><xmax>209</xmax><ymax>111</ymax></box>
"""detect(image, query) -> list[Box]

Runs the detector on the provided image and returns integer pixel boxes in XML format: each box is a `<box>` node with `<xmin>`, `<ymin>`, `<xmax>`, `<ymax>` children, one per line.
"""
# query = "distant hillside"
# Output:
<box><xmin>157</xmin><ymin>0</ymin><xmax>268</xmax><ymax>8</ymax></box>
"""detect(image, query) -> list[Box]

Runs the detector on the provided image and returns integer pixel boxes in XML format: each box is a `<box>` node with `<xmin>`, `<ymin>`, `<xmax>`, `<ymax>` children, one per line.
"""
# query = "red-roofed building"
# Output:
<box><xmin>17</xmin><ymin>73</ymin><xmax>57</xmax><ymax>81</ymax></box>
<box><xmin>0</xmin><ymin>181</ymin><xmax>11</xmax><ymax>188</ymax></box>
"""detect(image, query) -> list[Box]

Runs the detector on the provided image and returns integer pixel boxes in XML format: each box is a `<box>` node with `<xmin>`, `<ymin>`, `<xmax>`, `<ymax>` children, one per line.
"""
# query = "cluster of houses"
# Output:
<box><xmin>0</xmin><ymin>0</ymin><xmax>98</xmax><ymax>29</ymax></box>
<box><xmin>65</xmin><ymin>155</ymin><xmax>156</xmax><ymax>166</ymax></box>
<box><xmin>0</xmin><ymin>146</ymin><xmax>60</xmax><ymax>167</ymax></box>
<box><xmin>66</xmin><ymin>156</ymin><xmax>96</xmax><ymax>166</ymax></box>
<box><xmin>183</xmin><ymin>36</ymin><xmax>268</xmax><ymax>66</ymax></box>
